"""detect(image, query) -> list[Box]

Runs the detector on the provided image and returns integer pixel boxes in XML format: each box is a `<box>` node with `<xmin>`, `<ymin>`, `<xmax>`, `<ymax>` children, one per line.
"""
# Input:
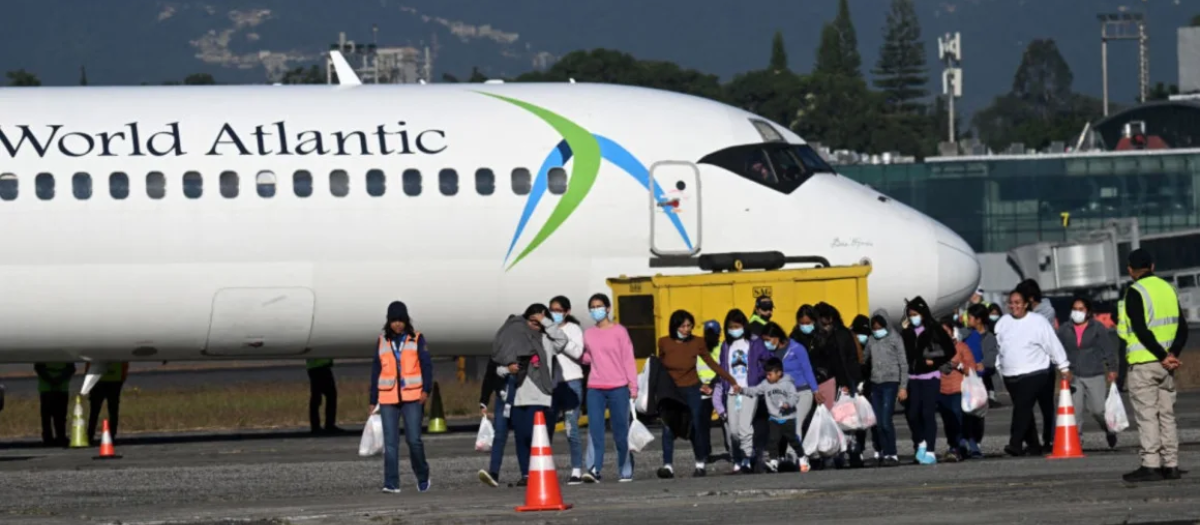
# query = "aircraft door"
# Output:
<box><xmin>203</xmin><ymin>287</ymin><xmax>315</xmax><ymax>356</ymax></box>
<box><xmin>650</xmin><ymin>161</ymin><xmax>701</xmax><ymax>256</ymax></box>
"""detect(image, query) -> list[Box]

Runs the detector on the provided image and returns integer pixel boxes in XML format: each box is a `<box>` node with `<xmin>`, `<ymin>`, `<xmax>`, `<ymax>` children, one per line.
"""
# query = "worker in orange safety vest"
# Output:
<box><xmin>370</xmin><ymin>301</ymin><xmax>433</xmax><ymax>494</ymax></box>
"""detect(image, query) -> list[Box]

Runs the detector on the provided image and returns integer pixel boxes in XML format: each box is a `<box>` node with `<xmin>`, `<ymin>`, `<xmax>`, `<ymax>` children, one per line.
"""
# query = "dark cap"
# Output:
<box><xmin>1127</xmin><ymin>248</ymin><xmax>1153</xmax><ymax>270</ymax></box>
<box><xmin>756</xmin><ymin>296</ymin><xmax>774</xmax><ymax>310</ymax></box>
<box><xmin>386</xmin><ymin>301</ymin><xmax>409</xmax><ymax>322</ymax></box>
<box><xmin>703</xmin><ymin>320</ymin><xmax>721</xmax><ymax>333</ymax></box>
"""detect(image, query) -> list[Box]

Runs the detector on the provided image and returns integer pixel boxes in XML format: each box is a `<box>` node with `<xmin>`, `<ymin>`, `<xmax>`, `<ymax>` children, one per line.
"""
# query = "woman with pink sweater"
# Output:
<box><xmin>581</xmin><ymin>292</ymin><xmax>639</xmax><ymax>483</ymax></box>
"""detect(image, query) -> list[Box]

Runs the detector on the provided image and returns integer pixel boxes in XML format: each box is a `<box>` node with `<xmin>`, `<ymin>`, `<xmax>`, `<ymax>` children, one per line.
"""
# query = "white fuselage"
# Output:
<box><xmin>0</xmin><ymin>83</ymin><xmax>980</xmax><ymax>363</ymax></box>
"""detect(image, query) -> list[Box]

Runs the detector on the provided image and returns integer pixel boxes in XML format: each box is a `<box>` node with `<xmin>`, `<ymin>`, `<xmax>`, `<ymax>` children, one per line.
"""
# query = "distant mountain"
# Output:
<box><xmin>2</xmin><ymin>0</ymin><xmax>1194</xmax><ymax>116</ymax></box>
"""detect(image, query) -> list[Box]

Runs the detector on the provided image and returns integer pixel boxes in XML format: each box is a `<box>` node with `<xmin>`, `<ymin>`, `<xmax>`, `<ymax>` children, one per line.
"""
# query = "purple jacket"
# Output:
<box><xmin>713</xmin><ymin>335</ymin><xmax>770</xmax><ymax>416</ymax></box>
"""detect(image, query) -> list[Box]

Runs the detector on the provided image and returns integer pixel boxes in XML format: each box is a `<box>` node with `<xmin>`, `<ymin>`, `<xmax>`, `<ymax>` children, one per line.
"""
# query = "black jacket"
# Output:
<box><xmin>900</xmin><ymin>297</ymin><xmax>955</xmax><ymax>376</ymax></box>
<box><xmin>645</xmin><ymin>356</ymin><xmax>692</xmax><ymax>442</ymax></box>
<box><xmin>814</xmin><ymin>326</ymin><xmax>862</xmax><ymax>389</ymax></box>
<box><xmin>478</xmin><ymin>359</ymin><xmax>506</xmax><ymax>408</ymax></box>
<box><xmin>791</xmin><ymin>329</ymin><xmax>831</xmax><ymax>384</ymax></box>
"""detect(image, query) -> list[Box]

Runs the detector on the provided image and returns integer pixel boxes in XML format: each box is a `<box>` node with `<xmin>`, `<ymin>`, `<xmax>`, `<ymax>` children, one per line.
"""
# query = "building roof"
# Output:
<box><xmin>1093</xmin><ymin>100</ymin><xmax>1200</xmax><ymax>151</ymax></box>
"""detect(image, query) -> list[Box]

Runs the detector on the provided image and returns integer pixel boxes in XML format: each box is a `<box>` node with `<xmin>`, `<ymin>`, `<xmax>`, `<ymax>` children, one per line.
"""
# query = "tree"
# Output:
<box><xmin>183</xmin><ymin>73</ymin><xmax>216</xmax><ymax>85</ymax></box>
<box><xmin>815</xmin><ymin>0</ymin><xmax>862</xmax><ymax>78</ymax></box>
<box><xmin>441</xmin><ymin>73</ymin><xmax>460</xmax><ymax>83</ymax></box>
<box><xmin>1148</xmin><ymin>82</ymin><xmax>1179</xmax><ymax>101</ymax></box>
<box><xmin>726</xmin><ymin>69</ymin><xmax>805</xmax><ymax>128</ymax></box>
<box><xmin>468</xmin><ymin>66</ymin><xmax>488</xmax><ymax>83</ymax></box>
<box><xmin>1010</xmin><ymin>39</ymin><xmax>1075</xmax><ymax>119</ymax></box>
<box><xmin>280</xmin><ymin>65</ymin><xmax>324</xmax><ymax>84</ymax></box>
<box><xmin>769</xmin><ymin>31</ymin><xmax>788</xmax><ymax>72</ymax></box>
<box><xmin>79</xmin><ymin>65</ymin><xmax>88</xmax><ymax>86</ymax></box>
<box><xmin>873</xmin><ymin>0</ymin><xmax>928</xmax><ymax>114</ymax></box>
<box><xmin>1192</xmin><ymin>14</ymin><xmax>1200</xmax><ymax>26</ymax></box>
<box><xmin>6</xmin><ymin>69</ymin><xmax>41</xmax><ymax>86</ymax></box>
<box><xmin>514</xmin><ymin>49</ymin><xmax>725</xmax><ymax>101</ymax></box>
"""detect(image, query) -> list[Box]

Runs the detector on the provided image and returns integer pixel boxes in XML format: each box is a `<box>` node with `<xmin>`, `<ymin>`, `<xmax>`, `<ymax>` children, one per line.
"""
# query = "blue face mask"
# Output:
<box><xmin>989</xmin><ymin>315</ymin><xmax>1000</xmax><ymax>322</ymax></box>
<box><xmin>799</xmin><ymin>324</ymin><xmax>815</xmax><ymax>335</ymax></box>
<box><xmin>873</xmin><ymin>329</ymin><xmax>887</xmax><ymax>339</ymax></box>
<box><xmin>910</xmin><ymin>315</ymin><xmax>922</xmax><ymax>327</ymax></box>
<box><xmin>727</xmin><ymin>328</ymin><xmax>744</xmax><ymax>339</ymax></box>
<box><xmin>590</xmin><ymin>307</ymin><xmax>608</xmax><ymax>322</ymax></box>
<box><xmin>764</xmin><ymin>340</ymin><xmax>777</xmax><ymax>351</ymax></box>
<box><xmin>857</xmin><ymin>334</ymin><xmax>868</xmax><ymax>344</ymax></box>
<box><xmin>550</xmin><ymin>312</ymin><xmax>564</xmax><ymax>324</ymax></box>
<box><xmin>676</xmin><ymin>331</ymin><xmax>688</xmax><ymax>340</ymax></box>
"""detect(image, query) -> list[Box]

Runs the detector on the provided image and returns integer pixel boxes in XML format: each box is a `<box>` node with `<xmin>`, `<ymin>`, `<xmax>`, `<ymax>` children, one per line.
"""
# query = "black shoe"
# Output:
<box><xmin>582</xmin><ymin>469</ymin><xmax>601</xmax><ymax>483</ymax></box>
<box><xmin>1106</xmin><ymin>432</ymin><xmax>1119</xmax><ymax>449</ymax></box>
<box><xmin>1162</xmin><ymin>467</ymin><xmax>1182</xmax><ymax>480</ymax></box>
<box><xmin>693</xmin><ymin>468</ymin><xmax>706</xmax><ymax>478</ymax></box>
<box><xmin>567</xmin><ymin>475</ymin><xmax>583</xmax><ymax>485</ymax></box>
<box><xmin>988</xmin><ymin>399</ymin><xmax>1003</xmax><ymax>409</ymax></box>
<box><xmin>882</xmin><ymin>456</ymin><xmax>900</xmax><ymax>467</ymax></box>
<box><xmin>1123</xmin><ymin>467</ymin><xmax>1165</xmax><ymax>483</ymax></box>
<box><xmin>1003</xmin><ymin>445</ymin><xmax>1023</xmax><ymax>457</ymax></box>
<box><xmin>1023</xmin><ymin>445</ymin><xmax>1043</xmax><ymax>457</ymax></box>
<box><xmin>848</xmin><ymin>454</ymin><xmax>865</xmax><ymax>469</ymax></box>
<box><xmin>656</xmin><ymin>466</ymin><xmax>675</xmax><ymax>479</ymax></box>
<box><xmin>324</xmin><ymin>426</ymin><xmax>344</xmax><ymax>435</ymax></box>
<box><xmin>516</xmin><ymin>477</ymin><xmax>528</xmax><ymax>487</ymax></box>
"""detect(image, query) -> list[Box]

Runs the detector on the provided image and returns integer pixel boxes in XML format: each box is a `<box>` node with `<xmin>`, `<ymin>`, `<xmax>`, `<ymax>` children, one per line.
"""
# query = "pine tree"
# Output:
<box><xmin>814</xmin><ymin>0</ymin><xmax>862</xmax><ymax>78</ymax></box>
<box><xmin>79</xmin><ymin>65</ymin><xmax>88</xmax><ymax>86</ymax></box>
<box><xmin>873</xmin><ymin>0</ymin><xmax>928</xmax><ymax>114</ymax></box>
<box><xmin>769</xmin><ymin>31</ymin><xmax>788</xmax><ymax>72</ymax></box>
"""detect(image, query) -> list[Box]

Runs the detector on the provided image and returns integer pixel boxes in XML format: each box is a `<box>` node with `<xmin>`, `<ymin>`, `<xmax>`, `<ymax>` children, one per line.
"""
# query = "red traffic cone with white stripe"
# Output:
<box><xmin>92</xmin><ymin>419</ymin><xmax>122</xmax><ymax>460</ymax></box>
<box><xmin>515</xmin><ymin>410</ymin><xmax>572</xmax><ymax>512</ymax></box>
<box><xmin>1048</xmin><ymin>378</ymin><xmax>1085</xmax><ymax>459</ymax></box>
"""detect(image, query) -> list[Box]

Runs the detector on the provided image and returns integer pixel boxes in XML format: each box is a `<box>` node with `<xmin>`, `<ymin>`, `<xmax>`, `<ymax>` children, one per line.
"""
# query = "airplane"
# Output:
<box><xmin>0</xmin><ymin>53</ymin><xmax>980</xmax><ymax>395</ymax></box>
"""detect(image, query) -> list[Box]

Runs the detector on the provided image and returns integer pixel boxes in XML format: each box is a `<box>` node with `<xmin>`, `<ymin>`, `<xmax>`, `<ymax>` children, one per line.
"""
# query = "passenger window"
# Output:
<box><xmin>293</xmin><ymin>170</ymin><xmax>313</xmax><ymax>198</ymax></box>
<box><xmin>109</xmin><ymin>172</ymin><xmax>129</xmax><ymax>200</ymax></box>
<box><xmin>146</xmin><ymin>172</ymin><xmax>166</xmax><ymax>199</ymax></box>
<box><xmin>548</xmin><ymin>167</ymin><xmax>568</xmax><ymax>195</ymax></box>
<box><xmin>330</xmin><ymin>170</ymin><xmax>349</xmax><ymax>197</ymax></box>
<box><xmin>183</xmin><ymin>171</ymin><xmax>203</xmax><ymax>199</ymax></box>
<box><xmin>256</xmin><ymin>171</ymin><xmax>276</xmax><ymax>198</ymax></box>
<box><xmin>73</xmin><ymin>173</ymin><xmax>92</xmax><ymax>200</ymax></box>
<box><xmin>219</xmin><ymin>171</ymin><xmax>239</xmax><ymax>198</ymax></box>
<box><xmin>475</xmin><ymin>168</ymin><xmax>495</xmax><ymax>196</ymax></box>
<box><xmin>0</xmin><ymin>173</ymin><xmax>17</xmax><ymax>201</ymax></box>
<box><xmin>403</xmin><ymin>169</ymin><xmax>421</xmax><ymax>196</ymax></box>
<box><xmin>36</xmin><ymin>173</ymin><xmax>54</xmax><ymax>200</ymax></box>
<box><xmin>439</xmin><ymin>169</ymin><xmax>458</xmax><ymax>196</ymax></box>
<box><xmin>366</xmin><ymin>169</ymin><xmax>386</xmax><ymax>197</ymax></box>
<box><xmin>511</xmin><ymin>168</ymin><xmax>531</xmax><ymax>195</ymax></box>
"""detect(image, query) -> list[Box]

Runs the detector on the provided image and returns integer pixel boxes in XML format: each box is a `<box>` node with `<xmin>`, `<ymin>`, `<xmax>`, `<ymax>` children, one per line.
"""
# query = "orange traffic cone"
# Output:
<box><xmin>515</xmin><ymin>410</ymin><xmax>572</xmax><ymax>512</ymax></box>
<box><xmin>92</xmin><ymin>419</ymin><xmax>122</xmax><ymax>460</ymax></box>
<box><xmin>1048</xmin><ymin>378</ymin><xmax>1085</xmax><ymax>459</ymax></box>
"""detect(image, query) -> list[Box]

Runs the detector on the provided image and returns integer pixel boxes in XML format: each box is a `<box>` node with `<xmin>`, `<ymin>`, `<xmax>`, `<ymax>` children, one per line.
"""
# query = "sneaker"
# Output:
<box><xmin>619</xmin><ymin>476</ymin><xmax>633</xmax><ymax>483</ymax></box>
<box><xmin>731</xmin><ymin>463</ymin><xmax>742</xmax><ymax>475</ymax></box>
<box><xmin>799</xmin><ymin>456</ymin><xmax>811</xmax><ymax>473</ymax></box>
<box><xmin>941</xmin><ymin>450</ymin><xmax>960</xmax><ymax>463</ymax></box>
<box><xmin>916</xmin><ymin>447</ymin><xmax>937</xmax><ymax>465</ymax></box>
<box><xmin>1162</xmin><ymin>467</ymin><xmax>1182</xmax><ymax>480</ymax></box>
<box><xmin>567</xmin><ymin>475</ymin><xmax>583</xmax><ymax>485</ymax></box>
<box><xmin>381</xmin><ymin>487</ymin><xmax>401</xmax><ymax>494</ymax></box>
<box><xmin>418</xmin><ymin>479</ymin><xmax>431</xmax><ymax>493</ymax></box>
<box><xmin>1003</xmin><ymin>445</ymin><xmax>1023</xmax><ymax>457</ymax></box>
<box><xmin>882</xmin><ymin>456</ymin><xmax>900</xmax><ymax>467</ymax></box>
<box><xmin>1106</xmin><ymin>432</ymin><xmax>1119</xmax><ymax>450</ymax></box>
<box><xmin>1123</xmin><ymin>466</ymin><xmax>1165</xmax><ymax>483</ymax></box>
<box><xmin>693</xmin><ymin>468</ymin><xmax>706</xmax><ymax>478</ymax></box>
<box><xmin>516</xmin><ymin>477</ymin><xmax>528</xmax><ymax>487</ymax></box>
<box><xmin>478</xmin><ymin>470</ymin><xmax>499</xmax><ymax>488</ymax></box>
<box><xmin>657</xmin><ymin>465</ymin><xmax>675</xmax><ymax>479</ymax></box>
<box><xmin>583</xmin><ymin>469</ymin><xmax>601</xmax><ymax>483</ymax></box>
<box><xmin>766</xmin><ymin>459</ymin><xmax>779</xmax><ymax>473</ymax></box>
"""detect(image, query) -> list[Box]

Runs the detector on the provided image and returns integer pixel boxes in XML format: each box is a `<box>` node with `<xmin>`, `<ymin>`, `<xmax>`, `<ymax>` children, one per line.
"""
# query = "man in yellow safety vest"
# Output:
<box><xmin>697</xmin><ymin>320</ymin><xmax>729</xmax><ymax>462</ymax></box>
<box><xmin>34</xmin><ymin>362</ymin><xmax>75</xmax><ymax>447</ymax></box>
<box><xmin>1120</xmin><ymin>249</ymin><xmax>1189</xmax><ymax>482</ymax></box>
<box><xmin>84</xmin><ymin>362</ymin><xmax>128</xmax><ymax>443</ymax></box>
<box><xmin>306</xmin><ymin>358</ymin><xmax>340</xmax><ymax>434</ymax></box>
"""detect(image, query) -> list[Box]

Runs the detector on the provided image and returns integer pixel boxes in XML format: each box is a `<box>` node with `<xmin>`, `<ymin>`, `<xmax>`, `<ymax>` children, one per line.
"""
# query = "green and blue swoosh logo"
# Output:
<box><xmin>479</xmin><ymin>92</ymin><xmax>693</xmax><ymax>270</ymax></box>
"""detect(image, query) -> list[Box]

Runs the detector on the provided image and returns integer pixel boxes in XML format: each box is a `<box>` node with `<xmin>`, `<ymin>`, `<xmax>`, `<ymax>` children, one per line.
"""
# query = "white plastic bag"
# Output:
<box><xmin>635</xmin><ymin>362</ymin><xmax>651</xmax><ymax>414</ymax></box>
<box><xmin>475</xmin><ymin>416</ymin><xmax>495</xmax><ymax>452</ymax></box>
<box><xmin>359</xmin><ymin>412</ymin><xmax>383</xmax><ymax>457</ymax></box>
<box><xmin>627</xmin><ymin>401</ymin><xmax>655</xmax><ymax>452</ymax></box>
<box><xmin>854</xmin><ymin>395</ymin><xmax>877</xmax><ymax>428</ymax></box>
<box><xmin>1105</xmin><ymin>382</ymin><xmax>1130</xmax><ymax>433</ymax></box>
<box><xmin>802</xmin><ymin>405</ymin><xmax>846</xmax><ymax>457</ymax></box>
<box><xmin>832</xmin><ymin>394</ymin><xmax>863</xmax><ymax>431</ymax></box>
<box><xmin>961</xmin><ymin>369</ymin><xmax>989</xmax><ymax>417</ymax></box>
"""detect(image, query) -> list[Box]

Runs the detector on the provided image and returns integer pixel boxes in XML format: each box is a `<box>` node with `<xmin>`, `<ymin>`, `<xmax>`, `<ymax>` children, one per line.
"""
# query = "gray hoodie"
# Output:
<box><xmin>499</xmin><ymin>317</ymin><xmax>568</xmax><ymax>407</ymax></box>
<box><xmin>1033</xmin><ymin>300</ymin><xmax>1056</xmax><ymax>326</ymax></box>
<box><xmin>491</xmin><ymin>315</ymin><xmax>540</xmax><ymax>367</ymax></box>
<box><xmin>742</xmin><ymin>374</ymin><xmax>802</xmax><ymax>420</ymax></box>
<box><xmin>863</xmin><ymin>309</ymin><xmax>909</xmax><ymax>389</ymax></box>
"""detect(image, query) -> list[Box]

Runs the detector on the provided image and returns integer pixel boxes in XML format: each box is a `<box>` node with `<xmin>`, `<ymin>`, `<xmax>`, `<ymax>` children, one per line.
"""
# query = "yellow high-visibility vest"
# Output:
<box><xmin>1121</xmin><ymin>276</ymin><xmax>1180</xmax><ymax>365</ymax></box>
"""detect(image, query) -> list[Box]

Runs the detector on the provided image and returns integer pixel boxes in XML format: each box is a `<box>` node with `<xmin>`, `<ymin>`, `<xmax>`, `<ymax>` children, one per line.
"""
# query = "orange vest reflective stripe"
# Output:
<box><xmin>377</xmin><ymin>332</ymin><xmax>423</xmax><ymax>404</ymax></box>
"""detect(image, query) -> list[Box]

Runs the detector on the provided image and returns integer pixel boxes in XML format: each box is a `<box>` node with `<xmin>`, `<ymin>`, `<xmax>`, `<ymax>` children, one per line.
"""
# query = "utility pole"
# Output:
<box><xmin>938</xmin><ymin>32</ymin><xmax>962</xmax><ymax>144</ymax></box>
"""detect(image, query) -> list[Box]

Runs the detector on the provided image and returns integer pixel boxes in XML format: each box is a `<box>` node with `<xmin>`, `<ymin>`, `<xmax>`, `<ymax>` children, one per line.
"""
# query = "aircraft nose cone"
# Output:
<box><xmin>932</xmin><ymin>223</ymin><xmax>981</xmax><ymax>316</ymax></box>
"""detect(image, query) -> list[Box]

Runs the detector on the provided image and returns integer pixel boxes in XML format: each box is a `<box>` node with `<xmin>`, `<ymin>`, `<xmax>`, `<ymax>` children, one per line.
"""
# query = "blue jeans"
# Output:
<box><xmin>905</xmin><ymin>378</ymin><xmax>940</xmax><ymax>453</ymax></box>
<box><xmin>662</xmin><ymin>384</ymin><xmax>705</xmax><ymax>466</ymax></box>
<box><xmin>586</xmin><ymin>386</ymin><xmax>630</xmax><ymax>477</ymax></box>
<box><xmin>870</xmin><ymin>381</ymin><xmax>899</xmax><ymax>457</ymax></box>
<box><xmin>486</xmin><ymin>375</ymin><xmax>517</xmax><ymax>478</ymax></box>
<box><xmin>380</xmin><ymin>401</ymin><xmax>429</xmax><ymax>490</ymax></box>
<box><xmin>512</xmin><ymin>405</ymin><xmax>549</xmax><ymax>478</ymax></box>
<box><xmin>937</xmin><ymin>392</ymin><xmax>964</xmax><ymax>451</ymax></box>
<box><xmin>550</xmin><ymin>379</ymin><xmax>584</xmax><ymax>470</ymax></box>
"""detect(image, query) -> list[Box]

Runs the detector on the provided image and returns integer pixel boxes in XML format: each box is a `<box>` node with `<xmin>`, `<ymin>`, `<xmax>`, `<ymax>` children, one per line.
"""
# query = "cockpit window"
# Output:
<box><xmin>698</xmin><ymin>143</ymin><xmax>834</xmax><ymax>194</ymax></box>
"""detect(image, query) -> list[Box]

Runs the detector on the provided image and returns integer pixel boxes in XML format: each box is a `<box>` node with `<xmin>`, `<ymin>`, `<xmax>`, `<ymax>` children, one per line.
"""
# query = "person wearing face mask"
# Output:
<box><xmin>546</xmin><ymin>296</ymin><xmax>587</xmax><ymax>484</ymax></box>
<box><xmin>762</xmin><ymin>322</ymin><xmax>819</xmax><ymax>470</ymax></box>
<box><xmin>995</xmin><ymin>289</ymin><xmax>1071</xmax><ymax>457</ymax></box>
<box><xmin>983</xmin><ymin>303</ymin><xmax>1005</xmax><ymax>407</ymax></box>
<box><xmin>962</xmin><ymin>304</ymin><xmax>997</xmax><ymax>457</ymax></box>
<box><xmin>697</xmin><ymin>320</ymin><xmax>731</xmax><ymax>463</ymax></box>
<box><xmin>749</xmin><ymin>296</ymin><xmax>774</xmax><ymax>337</ymax></box>
<box><xmin>580</xmin><ymin>293</ymin><xmax>639</xmax><ymax>483</ymax></box>
<box><xmin>1056</xmin><ymin>297</ymin><xmax>1120</xmax><ymax>450</ymax></box>
<box><xmin>811</xmin><ymin>302</ymin><xmax>864</xmax><ymax>468</ymax></box>
<box><xmin>901</xmin><ymin>297</ymin><xmax>955</xmax><ymax>465</ymax></box>
<box><xmin>936</xmin><ymin>316</ymin><xmax>976</xmax><ymax>463</ymax></box>
<box><xmin>713</xmin><ymin>309</ymin><xmax>768</xmax><ymax>474</ymax></box>
<box><xmin>848</xmin><ymin>314</ymin><xmax>873</xmax><ymax>465</ymax></box>
<box><xmin>864</xmin><ymin>310</ymin><xmax>907</xmax><ymax>466</ymax></box>
<box><xmin>655</xmin><ymin>310</ymin><xmax>740</xmax><ymax>478</ymax></box>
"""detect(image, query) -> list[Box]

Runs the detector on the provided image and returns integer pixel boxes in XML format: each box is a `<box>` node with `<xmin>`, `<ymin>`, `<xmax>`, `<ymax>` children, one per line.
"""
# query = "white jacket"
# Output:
<box><xmin>554</xmin><ymin>322</ymin><xmax>585</xmax><ymax>382</ymax></box>
<box><xmin>995</xmin><ymin>312</ymin><xmax>1070</xmax><ymax>378</ymax></box>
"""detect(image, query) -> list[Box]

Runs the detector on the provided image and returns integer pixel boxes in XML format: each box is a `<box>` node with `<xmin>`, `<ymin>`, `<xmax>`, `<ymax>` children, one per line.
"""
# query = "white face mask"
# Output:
<box><xmin>1070</xmin><ymin>310</ymin><xmax>1087</xmax><ymax>325</ymax></box>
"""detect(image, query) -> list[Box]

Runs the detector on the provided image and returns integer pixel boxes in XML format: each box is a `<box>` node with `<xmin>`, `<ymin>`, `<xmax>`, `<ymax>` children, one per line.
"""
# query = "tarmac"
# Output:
<box><xmin>3</xmin><ymin>390</ymin><xmax>1200</xmax><ymax>524</ymax></box>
